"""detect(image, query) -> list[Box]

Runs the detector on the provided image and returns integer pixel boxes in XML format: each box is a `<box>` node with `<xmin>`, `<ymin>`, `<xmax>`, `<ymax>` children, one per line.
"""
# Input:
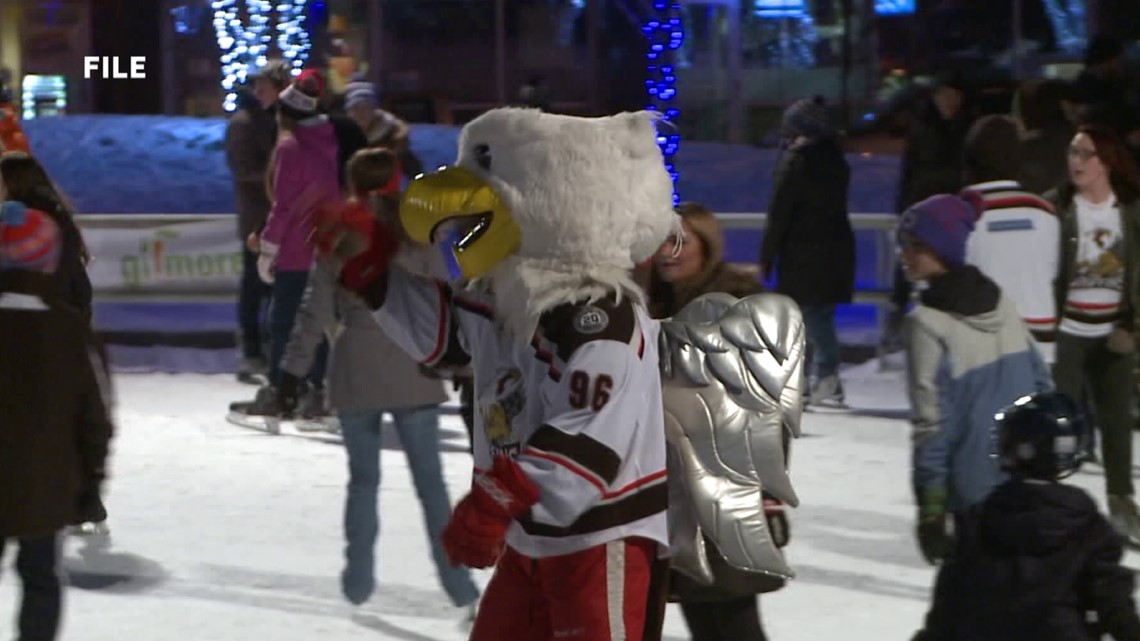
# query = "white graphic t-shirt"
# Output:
<box><xmin>1060</xmin><ymin>194</ymin><xmax>1124</xmax><ymax>338</ymax></box>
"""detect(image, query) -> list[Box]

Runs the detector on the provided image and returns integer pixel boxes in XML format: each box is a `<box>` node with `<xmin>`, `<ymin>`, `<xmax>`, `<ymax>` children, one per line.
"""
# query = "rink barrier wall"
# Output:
<box><xmin>77</xmin><ymin>213</ymin><xmax>896</xmax><ymax>365</ymax></box>
<box><xmin>75</xmin><ymin>212</ymin><xmax>899</xmax><ymax>302</ymax></box>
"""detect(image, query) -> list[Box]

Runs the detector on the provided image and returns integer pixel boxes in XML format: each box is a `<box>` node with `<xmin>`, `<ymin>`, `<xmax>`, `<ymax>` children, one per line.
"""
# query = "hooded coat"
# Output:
<box><xmin>758</xmin><ymin>137</ymin><xmax>855</xmax><ymax>307</ymax></box>
<box><xmin>923</xmin><ymin>480</ymin><xmax>1140</xmax><ymax>641</ymax></box>
<box><xmin>905</xmin><ymin>267</ymin><xmax>1052</xmax><ymax>512</ymax></box>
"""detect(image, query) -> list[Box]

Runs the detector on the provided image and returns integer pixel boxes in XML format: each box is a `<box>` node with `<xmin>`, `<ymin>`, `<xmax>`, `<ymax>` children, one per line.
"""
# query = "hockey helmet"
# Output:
<box><xmin>994</xmin><ymin>391</ymin><xmax>1086</xmax><ymax>480</ymax></box>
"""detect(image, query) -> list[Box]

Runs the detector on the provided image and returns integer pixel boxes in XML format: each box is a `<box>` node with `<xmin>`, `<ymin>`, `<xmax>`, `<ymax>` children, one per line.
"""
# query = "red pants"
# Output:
<box><xmin>470</xmin><ymin>537</ymin><xmax>665</xmax><ymax>641</ymax></box>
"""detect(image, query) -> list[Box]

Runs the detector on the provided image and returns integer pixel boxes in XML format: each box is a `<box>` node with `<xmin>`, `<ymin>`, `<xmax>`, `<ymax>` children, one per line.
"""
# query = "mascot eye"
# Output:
<box><xmin>473</xmin><ymin>144</ymin><xmax>492</xmax><ymax>171</ymax></box>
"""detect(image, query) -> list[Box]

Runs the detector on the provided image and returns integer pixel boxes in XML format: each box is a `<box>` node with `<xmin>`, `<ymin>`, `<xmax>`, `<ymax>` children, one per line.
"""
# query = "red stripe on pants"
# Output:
<box><xmin>470</xmin><ymin>537</ymin><xmax>659</xmax><ymax>641</ymax></box>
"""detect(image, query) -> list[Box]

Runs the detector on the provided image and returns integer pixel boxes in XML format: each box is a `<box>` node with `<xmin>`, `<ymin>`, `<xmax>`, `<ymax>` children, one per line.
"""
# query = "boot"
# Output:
<box><xmin>808</xmin><ymin>374</ymin><xmax>846</xmax><ymax>408</ymax></box>
<box><xmin>1108</xmin><ymin>495</ymin><xmax>1140</xmax><ymax>547</ymax></box>
<box><xmin>298</xmin><ymin>383</ymin><xmax>331</xmax><ymax>420</ymax></box>
<box><xmin>229</xmin><ymin>385</ymin><xmax>287</xmax><ymax>417</ymax></box>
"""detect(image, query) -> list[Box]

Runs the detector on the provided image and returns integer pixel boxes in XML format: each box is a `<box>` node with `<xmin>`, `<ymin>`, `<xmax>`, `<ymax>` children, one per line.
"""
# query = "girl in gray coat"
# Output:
<box><xmin>278</xmin><ymin>149</ymin><xmax>479</xmax><ymax>616</ymax></box>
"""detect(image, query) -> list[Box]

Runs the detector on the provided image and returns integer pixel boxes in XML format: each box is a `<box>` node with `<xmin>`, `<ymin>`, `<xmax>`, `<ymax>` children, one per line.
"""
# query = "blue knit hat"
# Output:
<box><xmin>344</xmin><ymin>79</ymin><xmax>378</xmax><ymax>110</ymax></box>
<box><xmin>897</xmin><ymin>191</ymin><xmax>985</xmax><ymax>268</ymax></box>
<box><xmin>782</xmin><ymin>96</ymin><xmax>833</xmax><ymax>139</ymax></box>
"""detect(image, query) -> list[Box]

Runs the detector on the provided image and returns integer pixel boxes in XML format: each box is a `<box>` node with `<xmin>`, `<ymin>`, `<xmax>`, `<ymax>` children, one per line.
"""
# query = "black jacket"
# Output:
<box><xmin>0</xmin><ymin>271</ymin><xmax>113</xmax><ymax>537</ymax></box>
<box><xmin>759</xmin><ymin>137</ymin><xmax>855</xmax><ymax>307</ymax></box>
<box><xmin>924</xmin><ymin>480</ymin><xmax>1140</xmax><ymax>641</ymax></box>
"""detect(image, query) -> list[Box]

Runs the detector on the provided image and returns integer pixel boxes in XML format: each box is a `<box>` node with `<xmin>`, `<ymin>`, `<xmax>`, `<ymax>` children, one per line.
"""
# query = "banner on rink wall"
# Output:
<box><xmin>79</xmin><ymin>216</ymin><xmax>243</xmax><ymax>295</ymax></box>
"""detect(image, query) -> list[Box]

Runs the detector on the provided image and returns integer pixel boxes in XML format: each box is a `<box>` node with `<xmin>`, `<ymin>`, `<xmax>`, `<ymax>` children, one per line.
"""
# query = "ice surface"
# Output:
<box><xmin>2</xmin><ymin>361</ymin><xmax>1135</xmax><ymax>640</ymax></box>
<box><xmin>22</xmin><ymin>116</ymin><xmax>899</xmax><ymax>215</ymax></box>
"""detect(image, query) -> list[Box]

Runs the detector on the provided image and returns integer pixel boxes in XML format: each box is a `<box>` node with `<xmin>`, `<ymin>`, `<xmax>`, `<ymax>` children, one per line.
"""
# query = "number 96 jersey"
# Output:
<box><xmin>374</xmin><ymin>266</ymin><xmax>669</xmax><ymax>559</ymax></box>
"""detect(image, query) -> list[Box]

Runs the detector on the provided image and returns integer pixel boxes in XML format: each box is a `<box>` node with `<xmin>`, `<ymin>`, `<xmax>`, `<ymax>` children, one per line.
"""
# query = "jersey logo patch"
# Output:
<box><xmin>573</xmin><ymin>306</ymin><xmax>609</xmax><ymax>334</ymax></box>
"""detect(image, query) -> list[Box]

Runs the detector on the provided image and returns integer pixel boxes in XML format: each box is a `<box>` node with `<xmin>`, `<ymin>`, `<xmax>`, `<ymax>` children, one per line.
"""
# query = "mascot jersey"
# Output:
<box><xmin>373</xmin><ymin>269</ymin><xmax>669</xmax><ymax>558</ymax></box>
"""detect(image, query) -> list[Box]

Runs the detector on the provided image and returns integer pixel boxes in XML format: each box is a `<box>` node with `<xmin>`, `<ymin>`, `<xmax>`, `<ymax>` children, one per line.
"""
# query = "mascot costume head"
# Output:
<box><xmin>399</xmin><ymin>108</ymin><xmax>676</xmax><ymax>337</ymax></box>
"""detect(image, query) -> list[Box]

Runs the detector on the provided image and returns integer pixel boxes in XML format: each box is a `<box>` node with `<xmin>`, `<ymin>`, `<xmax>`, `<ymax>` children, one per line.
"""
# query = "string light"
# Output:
<box><xmin>643</xmin><ymin>0</ymin><xmax>683</xmax><ymax>204</ymax></box>
<box><xmin>276</xmin><ymin>0</ymin><xmax>312</xmax><ymax>75</ymax></box>
<box><xmin>211</xmin><ymin>0</ymin><xmax>309</xmax><ymax>113</ymax></box>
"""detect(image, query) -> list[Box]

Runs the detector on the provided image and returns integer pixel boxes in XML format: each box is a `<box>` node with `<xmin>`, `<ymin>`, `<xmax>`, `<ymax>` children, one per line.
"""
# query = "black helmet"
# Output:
<box><xmin>995</xmin><ymin>392</ymin><xmax>1086</xmax><ymax>480</ymax></box>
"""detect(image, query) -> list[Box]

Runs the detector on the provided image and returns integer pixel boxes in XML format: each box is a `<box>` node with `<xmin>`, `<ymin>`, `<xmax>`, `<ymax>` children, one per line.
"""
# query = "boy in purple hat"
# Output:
<box><xmin>898</xmin><ymin>192</ymin><xmax>1051</xmax><ymax>566</ymax></box>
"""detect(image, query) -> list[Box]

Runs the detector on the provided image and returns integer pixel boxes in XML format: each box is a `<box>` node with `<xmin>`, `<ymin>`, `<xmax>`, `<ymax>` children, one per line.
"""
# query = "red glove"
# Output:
<box><xmin>442</xmin><ymin>456</ymin><xmax>541</xmax><ymax>569</ymax></box>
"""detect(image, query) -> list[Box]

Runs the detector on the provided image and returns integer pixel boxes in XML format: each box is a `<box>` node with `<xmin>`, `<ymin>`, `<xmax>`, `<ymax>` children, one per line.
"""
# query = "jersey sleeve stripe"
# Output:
<box><xmin>517</xmin><ymin>480</ymin><xmax>667</xmax><ymax>538</ymax></box>
<box><xmin>525</xmin><ymin>424</ymin><xmax>622</xmax><ymax>485</ymax></box>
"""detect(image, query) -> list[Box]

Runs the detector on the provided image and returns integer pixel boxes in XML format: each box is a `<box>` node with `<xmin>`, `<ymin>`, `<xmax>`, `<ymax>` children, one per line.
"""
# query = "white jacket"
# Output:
<box><xmin>964</xmin><ymin>180</ymin><xmax>1060</xmax><ymax>363</ymax></box>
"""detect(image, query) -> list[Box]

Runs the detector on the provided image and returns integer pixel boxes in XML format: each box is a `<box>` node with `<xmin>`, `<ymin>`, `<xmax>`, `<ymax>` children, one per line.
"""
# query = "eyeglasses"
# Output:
<box><xmin>1068</xmin><ymin>146</ymin><xmax>1098</xmax><ymax>161</ymax></box>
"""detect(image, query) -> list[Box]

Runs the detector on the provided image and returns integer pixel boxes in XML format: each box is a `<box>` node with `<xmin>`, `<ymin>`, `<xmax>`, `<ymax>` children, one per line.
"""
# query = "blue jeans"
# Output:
<box><xmin>801</xmin><ymin>304</ymin><xmax>840</xmax><ymax>379</ymax></box>
<box><xmin>268</xmin><ymin>270</ymin><xmax>328</xmax><ymax>387</ymax></box>
<box><xmin>338</xmin><ymin>405</ymin><xmax>479</xmax><ymax>606</ymax></box>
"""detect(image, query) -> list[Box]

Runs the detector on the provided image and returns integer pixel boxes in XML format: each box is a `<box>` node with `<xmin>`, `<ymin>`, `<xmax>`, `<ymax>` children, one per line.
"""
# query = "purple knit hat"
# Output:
<box><xmin>897</xmin><ymin>191</ymin><xmax>985</xmax><ymax>267</ymax></box>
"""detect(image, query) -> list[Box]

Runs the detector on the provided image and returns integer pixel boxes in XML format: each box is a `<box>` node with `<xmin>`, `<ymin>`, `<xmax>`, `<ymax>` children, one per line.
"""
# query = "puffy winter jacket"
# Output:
<box><xmin>906</xmin><ymin>266</ymin><xmax>1052</xmax><ymax>512</ymax></box>
<box><xmin>923</xmin><ymin>480</ymin><xmax>1140</xmax><ymax>641</ymax></box>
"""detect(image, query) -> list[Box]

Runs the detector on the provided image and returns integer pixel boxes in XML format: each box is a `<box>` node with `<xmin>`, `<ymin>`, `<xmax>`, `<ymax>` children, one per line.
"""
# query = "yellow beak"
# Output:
<box><xmin>399</xmin><ymin>166</ymin><xmax>521</xmax><ymax>279</ymax></box>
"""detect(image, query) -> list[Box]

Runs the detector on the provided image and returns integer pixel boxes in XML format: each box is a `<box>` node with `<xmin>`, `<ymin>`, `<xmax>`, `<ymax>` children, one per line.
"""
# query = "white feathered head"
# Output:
<box><xmin>400</xmin><ymin>108</ymin><xmax>676</xmax><ymax>337</ymax></box>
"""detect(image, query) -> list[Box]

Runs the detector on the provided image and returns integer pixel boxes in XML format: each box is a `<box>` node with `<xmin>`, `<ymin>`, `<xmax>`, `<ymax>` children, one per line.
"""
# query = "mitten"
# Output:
<box><xmin>74</xmin><ymin>488</ymin><xmax>107</xmax><ymax>524</ymax></box>
<box><xmin>916</xmin><ymin>486</ymin><xmax>951</xmax><ymax>564</ymax></box>
<box><xmin>258</xmin><ymin>240</ymin><xmax>279</xmax><ymax>284</ymax></box>
<box><xmin>764</xmin><ymin>496</ymin><xmax>790</xmax><ymax>548</ymax></box>
<box><xmin>442</xmin><ymin>456</ymin><xmax>541</xmax><ymax>569</ymax></box>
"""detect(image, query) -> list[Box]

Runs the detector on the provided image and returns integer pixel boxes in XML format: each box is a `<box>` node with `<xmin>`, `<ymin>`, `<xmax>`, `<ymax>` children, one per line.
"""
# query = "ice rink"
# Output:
<box><xmin>2</xmin><ymin>360</ymin><xmax>1137</xmax><ymax>640</ymax></box>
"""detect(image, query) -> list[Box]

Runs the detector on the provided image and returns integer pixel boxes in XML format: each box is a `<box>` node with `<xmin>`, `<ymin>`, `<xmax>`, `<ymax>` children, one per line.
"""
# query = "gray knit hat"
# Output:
<box><xmin>249</xmin><ymin>60</ymin><xmax>292</xmax><ymax>89</ymax></box>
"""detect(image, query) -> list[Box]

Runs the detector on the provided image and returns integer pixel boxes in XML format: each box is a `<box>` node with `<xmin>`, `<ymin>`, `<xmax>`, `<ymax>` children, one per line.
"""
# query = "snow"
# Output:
<box><xmin>22</xmin><ymin>116</ymin><xmax>899</xmax><ymax>215</ymax></box>
<box><xmin>2</xmin><ymin>362</ymin><xmax>1135</xmax><ymax>640</ymax></box>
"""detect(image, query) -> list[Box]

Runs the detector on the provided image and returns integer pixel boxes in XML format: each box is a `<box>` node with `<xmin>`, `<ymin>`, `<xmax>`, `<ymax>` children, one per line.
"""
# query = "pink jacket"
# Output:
<box><xmin>261</xmin><ymin>119</ymin><xmax>341</xmax><ymax>271</ymax></box>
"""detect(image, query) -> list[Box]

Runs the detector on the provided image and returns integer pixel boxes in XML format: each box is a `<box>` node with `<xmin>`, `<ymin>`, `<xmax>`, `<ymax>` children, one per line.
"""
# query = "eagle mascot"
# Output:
<box><xmin>312</xmin><ymin>108</ymin><xmax>805</xmax><ymax>641</ymax></box>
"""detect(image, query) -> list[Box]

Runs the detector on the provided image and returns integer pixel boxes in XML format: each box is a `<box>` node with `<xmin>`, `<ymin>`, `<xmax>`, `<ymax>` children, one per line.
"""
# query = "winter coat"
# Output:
<box><xmin>759</xmin><ymin>137</ymin><xmax>855</xmax><ymax>307</ymax></box>
<box><xmin>648</xmin><ymin>264</ymin><xmax>761</xmax><ymax>319</ymax></box>
<box><xmin>897</xmin><ymin>101</ymin><xmax>974</xmax><ymax>212</ymax></box>
<box><xmin>0</xmin><ymin>271</ymin><xmax>113</xmax><ymax>537</ymax></box>
<box><xmin>1047</xmin><ymin>185</ymin><xmax>1140</xmax><ymax>335</ymax></box>
<box><xmin>224</xmin><ymin>101</ymin><xmax>277</xmax><ymax>240</ymax></box>
<box><xmin>906</xmin><ymin>267</ymin><xmax>1052</xmax><ymax>513</ymax></box>
<box><xmin>280</xmin><ymin>243</ymin><xmax>449</xmax><ymax>413</ymax></box>
<box><xmin>923</xmin><ymin>480</ymin><xmax>1140</xmax><ymax>641</ymax></box>
<box><xmin>261</xmin><ymin>118</ymin><xmax>342</xmax><ymax>272</ymax></box>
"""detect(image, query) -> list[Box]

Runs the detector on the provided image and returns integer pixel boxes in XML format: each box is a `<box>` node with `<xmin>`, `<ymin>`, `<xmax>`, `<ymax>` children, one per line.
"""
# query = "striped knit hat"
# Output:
<box><xmin>0</xmin><ymin>200</ymin><xmax>60</xmax><ymax>272</ymax></box>
<box><xmin>277</xmin><ymin>69</ymin><xmax>325</xmax><ymax>120</ymax></box>
<box><xmin>344</xmin><ymin>79</ymin><xmax>378</xmax><ymax>110</ymax></box>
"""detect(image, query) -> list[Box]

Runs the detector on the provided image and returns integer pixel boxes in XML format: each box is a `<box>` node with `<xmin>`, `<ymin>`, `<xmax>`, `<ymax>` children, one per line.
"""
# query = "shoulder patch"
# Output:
<box><xmin>572</xmin><ymin>305</ymin><xmax>610</xmax><ymax>334</ymax></box>
<box><xmin>540</xmin><ymin>294</ymin><xmax>637</xmax><ymax>362</ymax></box>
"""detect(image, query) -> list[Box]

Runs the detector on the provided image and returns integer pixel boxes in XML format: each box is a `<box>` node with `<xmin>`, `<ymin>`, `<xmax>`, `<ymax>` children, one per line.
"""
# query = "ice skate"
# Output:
<box><xmin>69</xmin><ymin>520</ymin><xmax>111</xmax><ymax>537</ymax></box>
<box><xmin>806</xmin><ymin>374</ymin><xmax>849</xmax><ymax>411</ymax></box>
<box><xmin>236</xmin><ymin>355</ymin><xmax>267</xmax><ymax>386</ymax></box>
<box><xmin>294</xmin><ymin>383</ymin><xmax>339</xmax><ymax>434</ymax></box>
<box><xmin>227</xmin><ymin>385</ymin><xmax>287</xmax><ymax>435</ymax></box>
<box><xmin>1108</xmin><ymin>495</ymin><xmax>1140</xmax><ymax>548</ymax></box>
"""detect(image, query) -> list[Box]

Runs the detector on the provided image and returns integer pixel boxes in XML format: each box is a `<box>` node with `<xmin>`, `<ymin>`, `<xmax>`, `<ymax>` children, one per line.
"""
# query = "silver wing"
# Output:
<box><xmin>660</xmin><ymin>292</ymin><xmax>806</xmax><ymax>583</ymax></box>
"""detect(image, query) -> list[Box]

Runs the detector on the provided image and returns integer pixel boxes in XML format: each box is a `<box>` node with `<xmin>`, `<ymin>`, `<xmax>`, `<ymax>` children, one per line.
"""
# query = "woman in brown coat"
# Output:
<box><xmin>647</xmin><ymin>203</ymin><xmax>775</xmax><ymax>641</ymax></box>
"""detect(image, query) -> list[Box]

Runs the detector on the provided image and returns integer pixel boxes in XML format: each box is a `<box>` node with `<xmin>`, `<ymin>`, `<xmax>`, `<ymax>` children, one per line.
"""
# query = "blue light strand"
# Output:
<box><xmin>211</xmin><ymin>0</ymin><xmax>309</xmax><ymax>113</ymax></box>
<box><xmin>276</xmin><ymin>0</ymin><xmax>312</xmax><ymax>76</ymax></box>
<box><xmin>643</xmin><ymin>0</ymin><xmax>683</xmax><ymax>205</ymax></box>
